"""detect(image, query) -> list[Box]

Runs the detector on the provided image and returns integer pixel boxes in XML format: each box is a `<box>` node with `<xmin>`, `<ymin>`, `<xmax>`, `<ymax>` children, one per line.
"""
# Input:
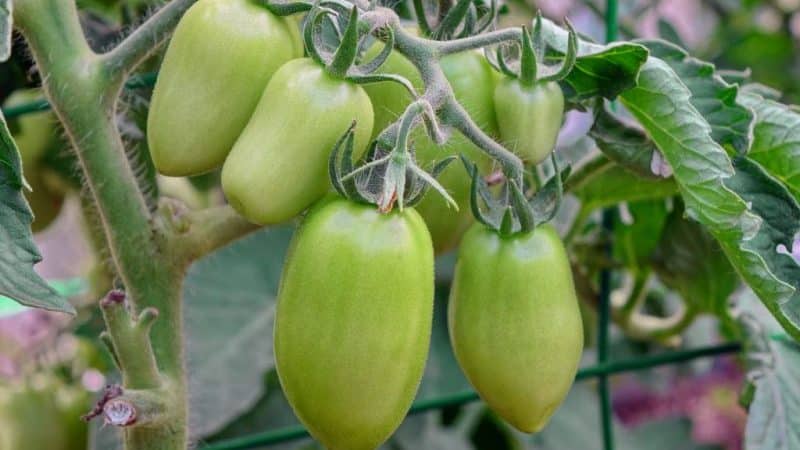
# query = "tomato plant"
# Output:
<box><xmin>2</xmin><ymin>1</ymin><xmax>799</xmax><ymax>450</ymax></box>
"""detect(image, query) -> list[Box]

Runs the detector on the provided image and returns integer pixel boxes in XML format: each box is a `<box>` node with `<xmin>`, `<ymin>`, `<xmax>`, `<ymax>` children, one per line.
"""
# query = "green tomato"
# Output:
<box><xmin>148</xmin><ymin>0</ymin><xmax>301</xmax><ymax>176</ymax></box>
<box><xmin>363</xmin><ymin>50</ymin><xmax>498</xmax><ymax>254</ymax></box>
<box><xmin>494</xmin><ymin>79</ymin><xmax>564</xmax><ymax>164</ymax></box>
<box><xmin>222</xmin><ymin>58</ymin><xmax>374</xmax><ymax>224</ymax></box>
<box><xmin>448</xmin><ymin>223</ymin><xmax>583</xmax><ymax>433</ymax></box>
<box><xmin>275</xmin><ymin>197</ymin><xmax>434</xmax><ymax>450</ymax></box>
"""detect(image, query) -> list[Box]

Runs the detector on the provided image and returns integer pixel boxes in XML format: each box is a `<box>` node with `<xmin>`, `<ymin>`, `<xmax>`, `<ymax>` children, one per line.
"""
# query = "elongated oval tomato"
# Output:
<box><xmin>222</xmin><ymin>58</ymin><xmax>373</xmax><ymax>224</ymax></box>
<box><xmin>147</xmin><ymin>0</ymin><xmax>301</xmax><ymax>176</ymax></box>
<box><xmin>275</xmin><ymin>197</ymin><xmax>434</xmax><ymax>450</ymax></box>
<box><xmin>448</xmin><ymin>223</ymin><xmax>583</xmax><ymax>433</ymax></box>
<box><xmin>494</xmin><ymin>79</ymin><xmax>564</xmax><ymax>164</ymax></box>
<box><xmin>364</xmin><ymin>50</ymin><xmax>497</xmax><ymax>254</ymax></box>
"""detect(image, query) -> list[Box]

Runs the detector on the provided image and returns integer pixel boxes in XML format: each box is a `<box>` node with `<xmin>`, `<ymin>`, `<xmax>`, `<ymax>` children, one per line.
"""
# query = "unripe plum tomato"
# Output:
<box><xmin>147</xmin><ymin>0</ymin><xmax>302</xmax><ymax>176</ymax></box>
<box><xmin>221</xmin><ymin>58</ymin><xmax>374</xmax><ymax>224</ymax></box>
<box><xmin>494</xmin><ymin>79</ymin><xmax>564</xmax><ymax>164</ymax></box>
<box><xmin>363</xmin><ymin>49</ymin><xmax>497</xmax><ymax>254</ymax></box>
<box><xmin>275</xmin><ymin>197</ymin><xmax>434</xmax><ymax>450</ymax></box>
<box><xmin>448</xmin><ymin>223</ymin><xmax>583</xmax><ymax>433</ymax></box>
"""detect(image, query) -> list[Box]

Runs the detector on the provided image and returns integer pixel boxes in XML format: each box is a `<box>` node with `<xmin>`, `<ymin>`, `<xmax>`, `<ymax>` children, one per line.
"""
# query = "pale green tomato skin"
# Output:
<box><xmin>275</xmin><ymin>198</ymin><xmax>434</xmax><ymax>450</ymax></box>
<box><xmin>221</xmin><ymin>58</ymin><xmax>373</xmax><ymax>224</ymax></box>
<box><xmin>147</xmin><ymin>0</ymin><xmax>301</xmax><ymax>176</ymax></box>
<box><xmin>448</xmin><ymin>223</ymin><xmax>583</xmax><ymax>433</ymax></box>
<box><xmin>494</xmin><ymin>79</ymin><xmax>564</xmax><ymax>164</ymax></box>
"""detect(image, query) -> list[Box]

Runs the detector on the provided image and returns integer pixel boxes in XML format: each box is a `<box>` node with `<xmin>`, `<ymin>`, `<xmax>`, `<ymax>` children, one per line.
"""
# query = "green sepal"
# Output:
<box><xmin>519</xmin><ymin>25</ymin><xmax>538</xmax><ymax>86</ymax></box>
<box><xmin>327</xmin><ymin>6</ymin><xmax>361</xmax><ymax>78</ymax></box>
<box><xmin>411</xmin><ymin>0</ymin><xmax>432</xmax><ymax>36</ymax></box>
<box><xmin>435</xmin><ymin>0</ymin><xmax>473</xmax><ymax>40</ymax></box>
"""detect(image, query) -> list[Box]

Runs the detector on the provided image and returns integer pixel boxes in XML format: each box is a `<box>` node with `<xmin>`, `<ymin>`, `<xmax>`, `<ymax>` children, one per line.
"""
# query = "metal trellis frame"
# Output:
<box><xmin>2</xmin><ymin>2</ymin><xmax>745</xmax><ymax>450</ymax></box>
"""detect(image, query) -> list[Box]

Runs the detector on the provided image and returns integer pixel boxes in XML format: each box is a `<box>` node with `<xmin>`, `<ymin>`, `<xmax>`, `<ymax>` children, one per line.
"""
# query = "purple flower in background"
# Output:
<box><xmin>612</xmin><ymin>357</ymin><xmax>746</xmax><ymax>450</ymax></box>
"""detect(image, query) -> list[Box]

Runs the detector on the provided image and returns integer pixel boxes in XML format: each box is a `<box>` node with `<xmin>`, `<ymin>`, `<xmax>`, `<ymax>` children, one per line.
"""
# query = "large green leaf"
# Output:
<box><xmin>573</xmin><ymin>164</ymin><xmax>678</xmax><ymax>212</ymax></box>
<box><xmin>614</xmin><ymin>199</ymin><xmax>669</xmax><ymax>272</ymax></box>
<box><xmin>641</xmin><ymin>40</ymin><xmax>754</xmax><ymax>154</ymax></box>
<box><xmin>184</xmin><ymin>226</ymin><xmax>295</xmax><ymax>438</ymax></box>
<box><xmin>738</xmin><ymin>90</ymin><xmax>800</xmax><ymax>202</ymax></box>
<box><xmin>0</xmin><ymin>111</ymin><xmax>72</xmax><ymax>314</ymax></box>
<box><xmin>539</xmin><ymin>19</ymin><xmax>648</xmax><ymax>103</ymax></box>
<box><xmin>615</xmin><ymin>56</ymin><xmax>800</xmax><ymax>341</ymax></box>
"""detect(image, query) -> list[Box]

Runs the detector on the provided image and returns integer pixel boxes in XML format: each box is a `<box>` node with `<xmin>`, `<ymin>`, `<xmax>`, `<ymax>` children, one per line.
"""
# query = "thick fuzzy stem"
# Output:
<box><xmin>14</xmin><ymin>2</ymin><xmax>189</xmax><ymax>449</ymax></box>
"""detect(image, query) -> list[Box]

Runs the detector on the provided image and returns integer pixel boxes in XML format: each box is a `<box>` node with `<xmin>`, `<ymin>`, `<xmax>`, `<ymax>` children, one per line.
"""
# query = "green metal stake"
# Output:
<box><xmin>598</xmin><ymin>1</ymin><xmax>619</xmax><ymax>450</ymax></box>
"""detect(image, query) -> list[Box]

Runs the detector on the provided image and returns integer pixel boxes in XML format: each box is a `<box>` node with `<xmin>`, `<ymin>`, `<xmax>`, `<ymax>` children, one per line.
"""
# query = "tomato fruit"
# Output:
<box><xmin>222</xmin><ymin>58</ymin><xmax>374</xmax><ymax>224</ymax></box>
<box><xmin>364</xmin><ymin>50</ymin><xmax>497</xmax><ymax>254</ymax></box>
<box><xmin>275</xmin><ymin>197</ymin><xmax>433</xmax><ymax>450</ymax></box>
<box><xmin>494</xmin><ymin>79</ymin><xmax>564</xmax><ymax>164</ymax></box>
<box><xmin>147</xmin><ymin>0</ymin><xmax>301</xmax><ymax>176</ymax></box>
<box><xmin>448</xmin><ymin>223</ymin><xmax>583</xmax><ymax>432</ymax></box>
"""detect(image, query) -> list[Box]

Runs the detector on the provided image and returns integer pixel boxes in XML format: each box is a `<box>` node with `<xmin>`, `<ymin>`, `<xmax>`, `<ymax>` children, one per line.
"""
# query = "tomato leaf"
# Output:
<box><xmin>588</xmin><ymin>106</ymin><xmax>661</xmax><ymax>179</ymax></box>
<box><xmin>738</xmin><ymin>90</ymin><xmax>800</xmax><ymax>202</ymax></box>
<box><xmin>613</xmin><ymin>200</ymin><xmax>669</xmax><ymax>272</ymax></box>
<box><xmin>539</xmin><ymin>19</ymin><xmax>648</xmax><ymax>103</ymax></box>
<box><xmin>183</xmin><ymin>226</ymin><xmax>295</xmax><ymax>438</ymax></box>
<box><xmin>0</xmin><ymin>112</ymin><xmax>72</xmax><ymax>314</ymax></box>
<box><xmin>0</xmin><ymin>1</ymin><xmax>11</xmax><ymax>62</ymax></box>
<box><xmin>573</xmin><ymin>164</ymin><xmax>678</xmax><ymax>212</ymax></box>
<box><xmin>641</xmin><ymin>39</ymin><xmax>754</xmax><ymax>154</ymax></box>
<box><xmin>618</xmin><ymin>57</ymin><xmax>800</xmax><ymax>340</ymax></box>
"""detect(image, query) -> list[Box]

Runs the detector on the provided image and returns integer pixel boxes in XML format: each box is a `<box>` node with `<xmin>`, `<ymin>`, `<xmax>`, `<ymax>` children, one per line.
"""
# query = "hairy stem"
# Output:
<box><xmin>102</xmin><ymin>0</ymin><xmax>199</xmax><ymax>82</ymax></box>
<box><xmin>14</xmin><ymin>1</ymin><xmax>190</xmax><ymax>449</ymax></box>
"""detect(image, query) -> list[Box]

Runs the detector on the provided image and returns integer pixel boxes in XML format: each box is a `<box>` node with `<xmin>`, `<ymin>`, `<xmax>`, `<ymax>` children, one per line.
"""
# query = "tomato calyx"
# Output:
<box><xmin>488</xmin><ymin>12</ymin><xmax>577</xmax><ymax>86</ymax></box>
<box><xmin>412</xmin><ymin>0</ymin><xmax>498</xmax><ymax>40</ymax></box>
<box><xmin>329</xmin><ymin>101</ymin><xmax>458</xmax><ymax>213</ymax></box>
<box><xmin>464</xmin><ymin>154</ymin><xmax>570</xmax><ymax>235</ymax></box>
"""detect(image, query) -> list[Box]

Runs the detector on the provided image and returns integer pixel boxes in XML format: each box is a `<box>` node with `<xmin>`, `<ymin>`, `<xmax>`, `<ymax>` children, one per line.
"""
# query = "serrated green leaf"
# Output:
<box><xmin>573</xmin><ymin>165</ymin><xmax>678</xmax><ymax>212</ymax></box>
<box><xmin>0</xmin><ymin>1</ymin><xmax>11</xmax><ymax>62</ymax></box>
<box><xmin>589</xmin><ymin>106</ymin><xmax>661</xmax><ymax>179</ymax></box>
<box><xmin>653</xmin><ymin>207</ymin><xmax>739</xmax><ymax>316</ymax></box>
<box><xmin>184</xmin><ymin>226</ymin><xmax>295</xmax><ymax>439</ymax></box>
<box><xmin>738</xmin><ymin>91</ymin><xmax>800</xmax><ymax>202</ymax></box>
<box><xmin>0</xmin><ymin>112</ymin><xmax>73</xmax><ymax>314</ymax></box>
<box><xmin>642</xmin><ymin>39</ymin><xmax>754</xmax><ymax>154</ymax></box>
<box><xmin>539</xmin><ymin>19</ymin><xmax>648</xmax><ymax>103</ymax></box>
<box><xmin>619</xmin><ymin>57</ymin><xmax>800</xmax><ymax>340</ymax></box>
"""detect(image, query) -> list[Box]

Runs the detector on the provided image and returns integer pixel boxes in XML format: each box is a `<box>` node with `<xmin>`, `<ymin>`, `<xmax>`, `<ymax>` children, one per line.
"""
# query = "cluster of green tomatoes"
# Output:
<box><xmin>148</xmin><ymin>0</ymin><xmax>583</xmax><ymax>448</ymax></box>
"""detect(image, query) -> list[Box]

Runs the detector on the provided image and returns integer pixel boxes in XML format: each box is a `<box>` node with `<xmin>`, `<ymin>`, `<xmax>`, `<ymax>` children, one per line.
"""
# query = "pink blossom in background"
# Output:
<box><xmin>612</xmin><ymin>357</ymin><xmax>746</xmax><ymax>450</ymax></box>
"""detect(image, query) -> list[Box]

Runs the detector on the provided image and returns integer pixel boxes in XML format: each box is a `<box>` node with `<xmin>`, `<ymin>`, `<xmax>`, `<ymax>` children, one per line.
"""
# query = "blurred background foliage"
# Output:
<box><xmin>1</xmin><ymin>1</ymin><xmax>798</xmax><ymax>450</ymax></box>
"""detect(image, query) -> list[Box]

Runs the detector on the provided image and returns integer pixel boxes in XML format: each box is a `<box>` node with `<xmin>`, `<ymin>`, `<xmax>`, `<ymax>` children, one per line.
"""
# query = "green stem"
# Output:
<box><xmin>14</xmin><ymin>1</ymin><xmax>189</xmax><ymax>449</ymax></box>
